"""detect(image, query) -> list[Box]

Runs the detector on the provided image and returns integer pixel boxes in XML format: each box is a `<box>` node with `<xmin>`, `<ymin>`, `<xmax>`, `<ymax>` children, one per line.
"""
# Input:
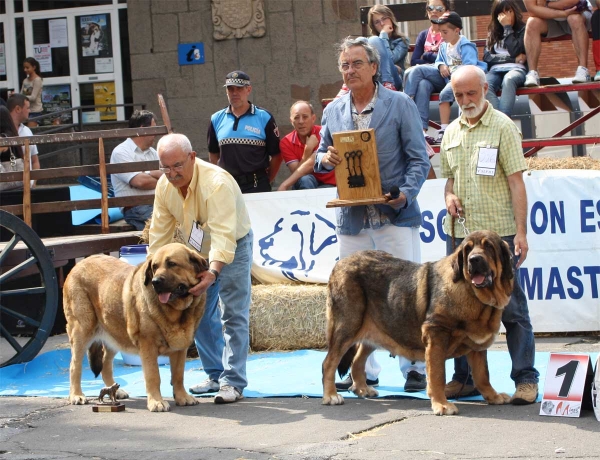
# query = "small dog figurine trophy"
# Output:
<box><xmin>92</xmin><ymin>382</ymin><xmax>125</xmax><ymax>412</ymax></box>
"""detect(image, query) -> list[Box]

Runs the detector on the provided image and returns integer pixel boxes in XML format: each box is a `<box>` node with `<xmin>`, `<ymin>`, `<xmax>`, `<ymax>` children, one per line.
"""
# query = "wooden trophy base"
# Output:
<box><xmin>326</xmin><ymin>196</ymin><xmax>388</xmax><ymax>208</ymax></box>
<box><xmin>93</xmin><ymin>403</ymin><xmax>125</xmax><ymax>412</ymax></box>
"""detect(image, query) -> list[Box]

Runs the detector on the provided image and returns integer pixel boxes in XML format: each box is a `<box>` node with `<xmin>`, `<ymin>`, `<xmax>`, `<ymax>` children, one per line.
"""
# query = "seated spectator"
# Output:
<box><xmin>367</xmin><ymin>5</ymin><xmax>410</xmax><ymax>91</ymax></box>
<box><xmin>484</xmin><ymin>0</ymin><xmax>528</xmax><ymax>117</ymax></box>
<box><xmin>410</xmin><ymin>0</ymin><xmax>452</xmax><ymax>68</ymax></box>
<box><xmin>523</xmin><ymin>0</ymin><xmax>593</xmax><ymax>86</ymax></box>
<box><xmin>7</xmin><ymin>94</ymin><xmax>40</xmax><ymax>186</ymax></box>
<box><xmin>593</xmin><ymin>0</ymin><xmax>600</xmax><ymax>81</ymax></box>
<box><xmin>404</xmin><ymin>12</ymin><xmax>487</xmax><ymax>145</ymax></box>
<box><xmin>110</xmin><ymin>110</ymin><xmax>162</xmax><ymax>230</ymax></box>
<box><xmin>277</xmin><ymin>101</ymin><xmax>335</xmax><ymax>191</ymax></box>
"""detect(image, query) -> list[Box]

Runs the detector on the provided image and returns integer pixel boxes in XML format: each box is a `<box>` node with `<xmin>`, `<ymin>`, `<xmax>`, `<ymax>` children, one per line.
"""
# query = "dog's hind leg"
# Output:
<box><xmin>350</xmin><ymin>344</ymin><xmax>379</xmax><ymax>398</ymax></box>
<box><xmin>171</xmin><ymin>350</ymin><xmax>198</xmax><ymax>407</ymax></box>
<box><xmin>100</xmin><ymin>347</ymin><xmax>129</xmax><ymax>400</ymax></box>
<box><xmin>468</xmin><ymin>351</ymin><xmax>510</xmax><ymax>405</ymax></box>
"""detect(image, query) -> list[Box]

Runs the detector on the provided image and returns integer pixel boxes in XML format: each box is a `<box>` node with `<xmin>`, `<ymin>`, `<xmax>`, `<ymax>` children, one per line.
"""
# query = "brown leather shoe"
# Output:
<box><xmin>444</xmin><ymin>380</ymin><xmax>481</xmax><ymax>399</ymax></box>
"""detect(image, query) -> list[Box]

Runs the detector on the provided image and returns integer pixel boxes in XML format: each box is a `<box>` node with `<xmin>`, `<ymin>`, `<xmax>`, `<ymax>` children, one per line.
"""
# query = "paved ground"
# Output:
<box><xmin>1</xmin><ymin>334</ymin><xmax>599</xmax><ymax>460</ymax></box>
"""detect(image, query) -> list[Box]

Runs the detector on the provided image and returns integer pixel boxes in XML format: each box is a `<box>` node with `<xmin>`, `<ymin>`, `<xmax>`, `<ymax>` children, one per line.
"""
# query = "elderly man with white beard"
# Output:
<box><xmin>439</xmin><ymin>65</ymin><xmax>539</xmax><ymax>405</ymax></box>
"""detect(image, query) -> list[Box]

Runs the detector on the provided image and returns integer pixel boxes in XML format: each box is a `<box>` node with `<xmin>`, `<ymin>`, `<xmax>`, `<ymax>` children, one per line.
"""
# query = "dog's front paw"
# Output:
<box><xmin>68</xmin><ymin>394</ymin><xmax>87</xmax><ymax>405</ymax></box>
<box><xmin>322</xmin><ymin>393</ymin><xmax>345</xmax><ymax>405</ymax></box>
<box><xmin>116</xmin><ymin>388</ymin><xmax>129</xmax><ymax>400</ymax></box>
<box><xmin>431</xmin><ymin>400</ymin><xmax>459</xmax><ymax>416</ymax></box>
<box><xmin>486</xmin><ymin>392</ymin><xmax>511</xmax><ymax>405</ymax></box>
<box><xmin>175</xmin><ymin>392</ymin><xmax>199</xmax><ymax>406</ymax></box>
<box><xmin>353</xmin><ymin>386</ymin><xmax>379</xmax><ymax>399</ymax></box>
<box><xmin>147</xmin><ymin>398</ymin><xmax>171</xmax><ymax>412</ymax></box>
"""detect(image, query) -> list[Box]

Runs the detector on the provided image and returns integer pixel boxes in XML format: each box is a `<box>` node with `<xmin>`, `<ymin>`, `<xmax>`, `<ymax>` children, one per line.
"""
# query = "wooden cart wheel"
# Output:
<box><xmin>0</xmin><ymin>210</ymin><xmax>58</xmax><ymax>367</ymax></box>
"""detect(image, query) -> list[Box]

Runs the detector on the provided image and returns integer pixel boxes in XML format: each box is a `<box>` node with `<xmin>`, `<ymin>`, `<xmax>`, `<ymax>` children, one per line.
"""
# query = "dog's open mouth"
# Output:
<box><xmin>156</xmin><ymin>283</ymin><xmax>190</xmax><ymax>304</ymax></box>
<box><xmin>471</xmin><ymin>272</ymin><xmax>493</xmax><ymax>288</ymax></box>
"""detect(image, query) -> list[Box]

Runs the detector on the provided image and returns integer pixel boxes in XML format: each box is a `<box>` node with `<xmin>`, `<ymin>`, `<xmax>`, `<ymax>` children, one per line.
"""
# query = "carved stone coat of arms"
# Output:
<box><xmin>212</xmin><ymin>0</ymin><xmax>266</xmax><ymax>40</ymax></box>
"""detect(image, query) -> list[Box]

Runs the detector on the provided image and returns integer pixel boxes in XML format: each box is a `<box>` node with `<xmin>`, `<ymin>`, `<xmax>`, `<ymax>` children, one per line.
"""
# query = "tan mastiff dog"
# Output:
<box><xmin>63</xmin><ymin>242</ymin><xmax>208</xmax><ymax>412</ymax></box>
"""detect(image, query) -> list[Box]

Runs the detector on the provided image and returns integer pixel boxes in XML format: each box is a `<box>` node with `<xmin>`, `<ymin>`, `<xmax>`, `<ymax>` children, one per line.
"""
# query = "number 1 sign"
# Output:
<box><xmin>540</xmin><ymin>353</ymin><xmax>592</xmax><ymax>418</ymax></box>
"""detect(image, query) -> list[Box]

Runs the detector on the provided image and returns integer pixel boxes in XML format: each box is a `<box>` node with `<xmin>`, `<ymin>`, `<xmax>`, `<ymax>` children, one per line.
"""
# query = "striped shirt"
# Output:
<box><xmin>440</xmin><ymin>102</ymin><xmax>527</xmax><ymax>237</ymax></box>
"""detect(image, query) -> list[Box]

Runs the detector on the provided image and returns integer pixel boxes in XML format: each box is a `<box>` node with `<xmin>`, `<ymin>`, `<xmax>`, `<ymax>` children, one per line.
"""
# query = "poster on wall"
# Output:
<box><xmin>33</xmin><ymin>44</ymin><xmax>53</xmax><ymax>73</ymax></box>
<box><xmin>41</xmin><ymin>84</ymin><xmax>72</xmax><ymax>126</ymax></box>
<box><xmin>93</xmin><ymin>81</ymin><xmax>116</xmax><ymax>121</ymax></box>
<box><xmin>49</xmin><ymin>18</ymin><xmax>68</xmax><ymax>48</ymax></box>
<box><xmin>80</xmin><ymin>14</ymin><xmax>109</xmax><ymax>57</ymax></box>
<box><xmin>0</xmin><ymin>43</ymin><xmax>6</xmax><ymax>76</ymax></box>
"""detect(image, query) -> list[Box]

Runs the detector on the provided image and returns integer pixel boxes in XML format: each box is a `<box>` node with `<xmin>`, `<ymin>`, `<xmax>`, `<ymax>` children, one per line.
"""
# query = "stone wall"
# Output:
<box><xmin>127</xmin><ymin>0</ymin><xmax>365</xmax><ymax>162</ymax></box>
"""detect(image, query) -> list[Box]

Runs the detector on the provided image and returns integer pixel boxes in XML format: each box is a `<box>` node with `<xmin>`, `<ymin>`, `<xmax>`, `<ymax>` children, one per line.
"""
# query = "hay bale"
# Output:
<box><xmin>250</xmin><ymin>284</ymin><xmax>328</xmax><ymax>351</ymax></box>
<box><xmin>527</xmin><ymin>156</ymin><xmax>600</xmax><ymax>170</ymax></box>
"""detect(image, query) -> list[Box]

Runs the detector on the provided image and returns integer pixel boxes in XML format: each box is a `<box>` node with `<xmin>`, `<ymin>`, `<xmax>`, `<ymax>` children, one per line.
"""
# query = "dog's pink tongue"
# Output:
<box><xmin>158</xmin><ymin>292</ymin><xmax>171</xmax><ymax>304</ymax></box>
<box><xmin>472</xmin><ymin>274</ymin><xmax>485</xmax><ymax>285</ymax></box>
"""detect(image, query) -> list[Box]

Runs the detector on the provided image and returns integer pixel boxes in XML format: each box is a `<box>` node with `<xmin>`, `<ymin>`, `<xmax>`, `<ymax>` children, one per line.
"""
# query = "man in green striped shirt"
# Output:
<box><xmin>440</xmin><ymin>65</ymin><xmax>539</xmax><ymax>405</ymax></box>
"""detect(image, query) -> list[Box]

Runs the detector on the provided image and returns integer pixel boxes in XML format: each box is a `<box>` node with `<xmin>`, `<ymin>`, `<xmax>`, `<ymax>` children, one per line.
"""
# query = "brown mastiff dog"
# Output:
<box><xmin>322</xmin><ymin>230</ymin><xmax>515</xmax><ymax>415</ymax></box>
<box><xmin>63</xmin><ymin>242</ymin><xmax>208</xmax><ymax>412</ymax></box>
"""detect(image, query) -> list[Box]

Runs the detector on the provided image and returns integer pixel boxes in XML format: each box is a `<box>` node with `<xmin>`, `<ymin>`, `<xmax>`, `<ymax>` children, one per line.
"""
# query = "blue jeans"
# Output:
<box><xmin>404</xmin><ymin>64</ymin><xmax>453</xmax><ymax>130</ymax></box>
<box><xmin>123</xmin><ymin>205</ymin><xmax>153</xmax><ymax>231</ymax></box>
<box><xmin>194</xmin><ymin>230</ymin><xmax>253</xmax><ymax>392</ymax></box>
<box><xmin>446</xmin><ymin>235</ymin><xmax>539</xmax><ymax>386</ymax></box>
<box><xmin>485</xmin><ymin>69</ymin><xmax>526</xmax><ymax>117</ymax></box>
<box><xmin>368</xmin><ymin>36</ymin><xmax>403</xmax><ymax>90</ymax></box>
<box><xmin>292</xmin><ymin>175</ymin><xmax>335</xmax><ymax>190</ymax></box>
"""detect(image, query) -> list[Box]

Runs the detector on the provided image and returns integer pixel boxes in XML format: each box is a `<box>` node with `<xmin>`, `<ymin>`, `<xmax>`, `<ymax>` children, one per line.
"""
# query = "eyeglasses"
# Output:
<box><xmin>373</xmin><ymin>17</ymin><xmax>391</xmax><ymax>27</ymax></box>
<box><xmin>339</xmin><ymin>60</ymin><xmax>367</xmax><ymax>72</ymax></box>
<box><xmin>159</xmin><ymin>153</ymin><xmax>191</xmax><ymax>174</ymax></box>
<box><xmin>427</xmin><ymin>5</ymin><xmax>446</xmax><ymax>12</ymax></box>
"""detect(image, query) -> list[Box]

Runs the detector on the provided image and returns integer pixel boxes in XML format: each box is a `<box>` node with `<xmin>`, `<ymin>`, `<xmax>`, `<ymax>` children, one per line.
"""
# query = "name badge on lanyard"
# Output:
<box><xmin>188</xmin><ymin>221</ymin><xmax>204</xmax><ymax>252</ymax></box>
<box><xmin>476</xmin><ymin>145</ymin><xmax>498</xmax><ymax>176</ymax></box>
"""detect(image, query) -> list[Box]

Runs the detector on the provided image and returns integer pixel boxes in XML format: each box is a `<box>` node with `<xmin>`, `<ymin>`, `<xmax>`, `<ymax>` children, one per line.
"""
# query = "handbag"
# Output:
<box><xmin>0</xmin><ymin>149</ymin><xmax>25</xmax><ymax>191</ymax></box>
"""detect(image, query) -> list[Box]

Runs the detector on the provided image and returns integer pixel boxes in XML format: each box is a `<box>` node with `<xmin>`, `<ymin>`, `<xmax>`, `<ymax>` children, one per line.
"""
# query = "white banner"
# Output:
<box><xmin>244</xmin><ymin>170</ymin><xmax>600</xmax><ymax>333</ymax></box>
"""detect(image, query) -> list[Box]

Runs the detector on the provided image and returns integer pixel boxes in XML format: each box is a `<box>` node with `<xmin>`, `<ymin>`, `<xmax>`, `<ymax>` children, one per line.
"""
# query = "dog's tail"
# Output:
<box><xmin>337</xmin><ymin>344</ymin><xmax>358</xmax><ymax>379</ymax></box>
<box><xmin>88</xmin><ymin>341</ymin><xmax>104</xmax><ymax>378</ymax></box>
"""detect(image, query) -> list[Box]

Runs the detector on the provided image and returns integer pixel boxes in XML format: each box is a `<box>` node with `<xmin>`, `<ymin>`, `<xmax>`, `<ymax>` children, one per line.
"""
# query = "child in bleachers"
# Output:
<box><xmin>404</xmin><ymin>12</ymin><xmax>487</xmax><ymax>144</ymax></box>
<box><xmin>484</xmin><ymin>0</ymin><xmax>528</xmax><ymax>117</ymax></box>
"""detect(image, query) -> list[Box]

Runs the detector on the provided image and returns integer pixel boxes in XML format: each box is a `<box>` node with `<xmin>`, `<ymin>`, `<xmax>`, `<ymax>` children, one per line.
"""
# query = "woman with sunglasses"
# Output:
<box><xmin>483</xmin><ymin>0</ymin><xmax>527</xmax><ymax>117</ymax></box>
<box><xmin>410</xmin><ymin>0</ymin><xmax>453</xmax><ymax>67</ymax></box>
<box><xmin>366</xmin><ymin>5</ymin><xmax>410</xmax><ymax>91</ymax></box>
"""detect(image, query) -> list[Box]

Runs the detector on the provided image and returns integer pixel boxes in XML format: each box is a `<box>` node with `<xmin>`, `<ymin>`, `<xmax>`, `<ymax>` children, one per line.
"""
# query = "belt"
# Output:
<box><xmin>234</xmin><ymin>169</ymin><xmax>268</xmax><ymax>187</ymax></box>
<box><xmin>122</xmin><ymin>206</ymin><xmax>134</xmax><ymax>213</ymax></box>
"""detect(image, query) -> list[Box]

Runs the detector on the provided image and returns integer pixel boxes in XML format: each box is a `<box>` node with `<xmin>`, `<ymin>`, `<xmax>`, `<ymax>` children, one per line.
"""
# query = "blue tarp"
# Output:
<box><xmin>3</xmin><ymin>349</ymin><xmax>593</xmax><ymax>400</ymax></box>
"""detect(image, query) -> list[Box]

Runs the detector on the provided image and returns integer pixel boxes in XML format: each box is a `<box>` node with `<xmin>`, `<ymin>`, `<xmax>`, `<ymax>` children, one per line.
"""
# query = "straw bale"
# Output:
<box><xmin>250</xmin><ymin>284</ymin><xmax>328</xmax><ymax>351</ymax></box>
<box><xmin>526</xmin><ymin>156</ymin><xmax>600</xmax><ymax>171</ymax></box>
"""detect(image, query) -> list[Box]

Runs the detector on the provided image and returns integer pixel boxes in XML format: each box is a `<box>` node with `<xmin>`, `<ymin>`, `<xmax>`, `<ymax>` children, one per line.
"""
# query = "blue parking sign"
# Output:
<box><xmin>178</xmin><ymin>43</ymin><xmax>205</xmax><ymax>66</ymax></box>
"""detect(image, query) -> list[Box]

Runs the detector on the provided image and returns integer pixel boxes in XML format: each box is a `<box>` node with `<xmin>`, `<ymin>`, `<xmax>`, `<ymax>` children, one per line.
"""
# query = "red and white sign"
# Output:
<box><xmin>540</xmin><ymin>353</ymin><xmax>590</xmax><ymax>418</ymax></box>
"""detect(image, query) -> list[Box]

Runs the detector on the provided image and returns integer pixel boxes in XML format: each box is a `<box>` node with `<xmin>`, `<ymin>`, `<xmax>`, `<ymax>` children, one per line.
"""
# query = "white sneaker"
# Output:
<box><xmin>214</xmin><ymin>385</ymin><xmax>244</xmax><ymax>404</ymax></box>
<box><xmin>572</xmin><ymin>66</ymin><xmax>590</xmax><ymax>84</ymax></box>
<box><xmin>189</xmin><ymin>378</ymin><xmax>219</xmax><ymax>394</ymax></box>
<box><xmin>524</xmin><ymin>70</ymin><xmax>540</xmax><ymax>87</ymax></box>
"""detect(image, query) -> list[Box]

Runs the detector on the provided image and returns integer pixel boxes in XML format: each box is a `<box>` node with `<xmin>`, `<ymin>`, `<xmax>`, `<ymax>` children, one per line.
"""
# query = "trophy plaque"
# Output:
<box><xmin>326</xmin><ymin>129</ymin><xmax>386</xmax><ymax>208</ymax></box>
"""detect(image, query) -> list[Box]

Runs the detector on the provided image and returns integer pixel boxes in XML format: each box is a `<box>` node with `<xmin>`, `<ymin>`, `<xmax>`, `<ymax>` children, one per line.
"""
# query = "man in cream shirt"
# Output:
<box><xmin>149</xmin><ymin>133</ymin><xmax>253</xmax><ymax>404</ymax></box>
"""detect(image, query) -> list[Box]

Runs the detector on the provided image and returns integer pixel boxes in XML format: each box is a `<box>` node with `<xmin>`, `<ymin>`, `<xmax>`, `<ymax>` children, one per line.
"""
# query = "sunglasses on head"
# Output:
<box><xmin>427</xmin><ymin>5</ymin><xmax>446</xmax><ymax>12</ymax></box>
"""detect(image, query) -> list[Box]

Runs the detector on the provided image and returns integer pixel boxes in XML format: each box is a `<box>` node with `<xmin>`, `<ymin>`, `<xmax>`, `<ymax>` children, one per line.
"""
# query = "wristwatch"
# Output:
<box><xmin>208</xmin><ymin>268</ymin><xmax>220</xmax><ymax>283</ymax></box>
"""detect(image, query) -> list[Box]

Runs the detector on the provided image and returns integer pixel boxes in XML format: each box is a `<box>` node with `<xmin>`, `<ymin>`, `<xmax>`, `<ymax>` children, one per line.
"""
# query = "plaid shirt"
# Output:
<box><xmin>440</xmin><ymin>102</ymin><xmax>527</xmax><ymax>237</ymax></box>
